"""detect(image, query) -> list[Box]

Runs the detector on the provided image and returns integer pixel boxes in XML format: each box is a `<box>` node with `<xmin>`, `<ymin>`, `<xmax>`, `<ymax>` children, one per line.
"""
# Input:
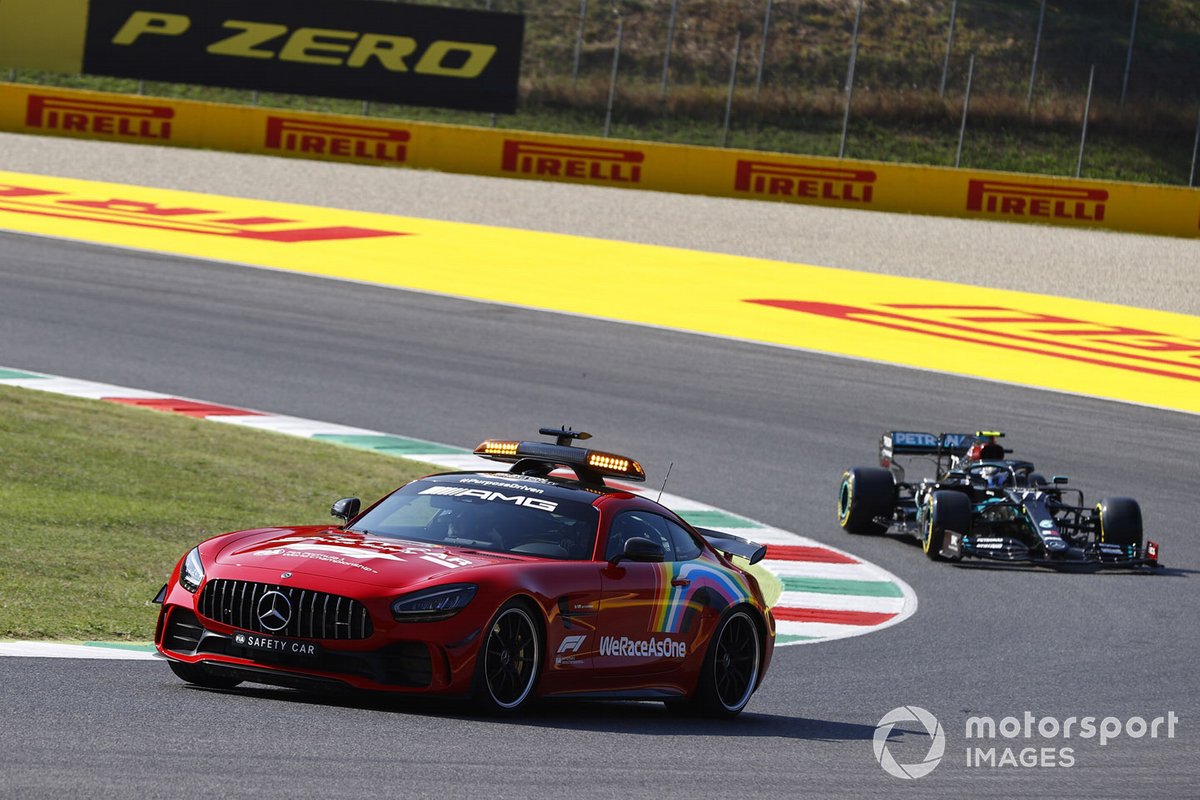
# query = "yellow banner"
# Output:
<box><xmin>0</xmin><ymin>1</ymin><xmax>88</xmax><ymax>73</ymax></box>
<box><xmin>0</xmin><ymin>169</ymin><xmax>1197</xmax><ymax>414</ymax></box>
<box><xmin>0</xmin><ymin>82</ymin><xmax>1197</xmax><ymax>239</ymax></box>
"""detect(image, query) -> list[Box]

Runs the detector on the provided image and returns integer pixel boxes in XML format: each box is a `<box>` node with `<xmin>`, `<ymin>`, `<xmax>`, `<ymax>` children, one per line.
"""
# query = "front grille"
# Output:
<box><xmin>198</xmin><ymin>579</ymin><xmax>373</xmax><ymax>640</ymax></box>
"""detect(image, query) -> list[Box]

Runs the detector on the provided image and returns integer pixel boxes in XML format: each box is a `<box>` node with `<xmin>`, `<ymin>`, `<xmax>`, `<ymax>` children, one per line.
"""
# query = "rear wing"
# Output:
<box><xmin>880</xmin><ymin>431</ymin><xmax>977</xmax><ymax>480</ymax></box>
<box><xmin>881</xmin><ymin>431</ymin><xmax>976</xmax><ymax>458</ymax></box>
<box><xmin>697</xmin><ymin>528</ymin><xmax>767</xmax><ymax>565</ymax></box>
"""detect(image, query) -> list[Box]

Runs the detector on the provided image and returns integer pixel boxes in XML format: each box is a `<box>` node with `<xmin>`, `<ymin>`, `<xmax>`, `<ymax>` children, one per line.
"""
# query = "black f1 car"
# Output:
<box><xmin>837</xmin><ymin>431</ymin><xmax>1160</xmax><ymax>569</ymax></box>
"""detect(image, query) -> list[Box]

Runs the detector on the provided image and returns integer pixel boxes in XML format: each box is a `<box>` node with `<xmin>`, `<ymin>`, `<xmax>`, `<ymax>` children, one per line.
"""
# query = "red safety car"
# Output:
<box><xmin>154</xmin><ymin>427</ymin><xmax>775</xmax><ymax>716</ymax></box>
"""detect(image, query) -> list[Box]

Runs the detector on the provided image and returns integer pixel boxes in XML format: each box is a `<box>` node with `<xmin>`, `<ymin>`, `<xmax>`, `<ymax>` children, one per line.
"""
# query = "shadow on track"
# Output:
<box><xmin>184</xmin><ymin>683</ymin><xmax>878</xmax><ymax>741</ymax></box>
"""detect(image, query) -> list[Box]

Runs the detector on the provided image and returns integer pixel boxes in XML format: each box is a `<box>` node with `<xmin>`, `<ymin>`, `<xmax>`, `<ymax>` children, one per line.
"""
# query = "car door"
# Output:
<box><xmin>595</xmin><ymin>510</ymin><xmax>699</xmax><ymax>680</ymax></box>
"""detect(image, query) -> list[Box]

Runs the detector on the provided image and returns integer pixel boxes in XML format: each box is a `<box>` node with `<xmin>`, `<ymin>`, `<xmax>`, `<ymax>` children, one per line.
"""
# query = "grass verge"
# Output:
<box><xmin>0</xmin><ymin>385</ymin><xmax>435</xmax><ymax>641</ymax></box>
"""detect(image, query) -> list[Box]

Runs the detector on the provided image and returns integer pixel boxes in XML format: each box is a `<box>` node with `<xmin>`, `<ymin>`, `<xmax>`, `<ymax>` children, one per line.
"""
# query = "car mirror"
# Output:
<box><xmin>1052</xmin><ymin>476</ymin><xmax>1069</xmax><ymax>485</ymax></box>
<box><xmin>331</xmin><ymin>497</ymin><xmax>361</xmax><ymax>523</ymax></box>
<box><xmin>609</xmin><ymin>536</ymin><xmax>665</xmax><ymax>566</ymax></box>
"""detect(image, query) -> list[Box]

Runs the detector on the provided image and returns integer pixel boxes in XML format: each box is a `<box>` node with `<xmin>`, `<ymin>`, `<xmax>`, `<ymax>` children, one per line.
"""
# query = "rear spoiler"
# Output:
<box><xmin>880</xmin><ymin>431</ymin><xmax>976</xmax><ymax>460</ymax></box>
<box><xmin>697</xmin><ymin>528</ymin><xmax>767</xmax><ymax>565</ymax></box>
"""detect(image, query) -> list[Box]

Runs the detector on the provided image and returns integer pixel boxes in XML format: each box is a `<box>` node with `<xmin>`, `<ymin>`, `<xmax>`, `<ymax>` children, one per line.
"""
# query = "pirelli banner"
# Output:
<box><xmin>0</xmin><ymin>0</ymin><xmax>523</xmax><ymax>113</ymax></box>
<box><xmin>0</xmin><ymin>83</ymin><xmax>1196</xmax><ymax>239</ymax></box>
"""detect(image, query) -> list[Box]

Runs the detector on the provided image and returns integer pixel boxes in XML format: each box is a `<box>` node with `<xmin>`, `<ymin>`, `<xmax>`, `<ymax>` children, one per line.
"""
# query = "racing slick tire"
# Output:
<box><xmin>689</xmin><ymin>607</ymin><xmax>763</xmax><ymax>718</ymax></box>
<box><xmin>1096</xmin><ymin>497</ymin><xmax>1143</xmax><ymax>549</ymax></box>
<box><xmin>168</xmin><ymin>660</ymin><xmax>244</xmax><ymax>690</ymax></box>
<box><xmin>924</xmin><ymin>490</ymin><xmax>970</xmax><ymax>562</ymax></box>
<box><xmin>472</xmin><ymin>599</ymin><xmax>543</xmax><ymax>714</ymax></box>
<box><xmin>837</xmin><ymin>467</ymin><xmax>894</xmax><ymax>535</ymax></box>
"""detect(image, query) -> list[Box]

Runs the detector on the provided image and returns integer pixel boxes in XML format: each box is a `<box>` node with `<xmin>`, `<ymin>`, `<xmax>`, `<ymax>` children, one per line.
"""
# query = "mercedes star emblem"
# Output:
<box><xmin>256</xmin><ymin>590</ymin><xmax>292</xmax><ymax>632</ymax></box>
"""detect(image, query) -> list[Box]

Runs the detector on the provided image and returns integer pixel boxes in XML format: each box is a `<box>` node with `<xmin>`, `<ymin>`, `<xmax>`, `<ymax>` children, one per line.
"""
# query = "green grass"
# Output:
<box><xmin>0</xmin><ymin>386</ymin><xmax>435</xmax><ymax>641</ymax></box>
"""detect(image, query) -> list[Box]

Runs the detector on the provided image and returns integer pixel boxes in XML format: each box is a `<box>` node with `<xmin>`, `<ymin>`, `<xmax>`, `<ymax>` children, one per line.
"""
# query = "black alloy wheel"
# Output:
<box><xmin>478</xmin><ymin>602</ymin><xmax>542</xmax><ymax>712</ymax></box>
<box><xmin>695</xmin><ymin>609</ymin><xmax>761</xmax><ymax>717</ymax></box>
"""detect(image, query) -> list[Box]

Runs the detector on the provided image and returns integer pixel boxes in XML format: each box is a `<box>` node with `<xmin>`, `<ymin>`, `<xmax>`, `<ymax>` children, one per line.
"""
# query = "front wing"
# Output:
<box><xmin>940</xmin><ymin>533</ymin><xmax>1161</xmax><ymax>569</ymax></box>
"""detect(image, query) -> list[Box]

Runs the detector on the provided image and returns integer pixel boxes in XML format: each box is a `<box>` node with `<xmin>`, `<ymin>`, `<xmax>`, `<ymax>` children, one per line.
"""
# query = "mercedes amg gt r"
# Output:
<box><xmin>154</xmin><ymin>428</ymin><xmax>775</xmax><ymax>716</ymax></box>
<box><xmin>836</xmin><ymin>431</ymin><xmax>1160</xmax><ymax>569</ymax></box>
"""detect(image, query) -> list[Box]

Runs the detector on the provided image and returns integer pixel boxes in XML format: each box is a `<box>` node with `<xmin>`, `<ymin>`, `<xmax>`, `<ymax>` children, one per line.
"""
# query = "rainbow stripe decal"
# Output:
<box><xmin>653</xmin><ymin>561</ymin><xmax>753</xmax><ymax>634</ymax></box>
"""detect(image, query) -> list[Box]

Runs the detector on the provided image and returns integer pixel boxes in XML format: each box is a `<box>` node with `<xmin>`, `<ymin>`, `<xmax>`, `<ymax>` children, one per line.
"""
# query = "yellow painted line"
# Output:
<box><xmin>2</xmin><ymin>169</ymin><xmax>1198</xmax><ymax>414</ymax></box>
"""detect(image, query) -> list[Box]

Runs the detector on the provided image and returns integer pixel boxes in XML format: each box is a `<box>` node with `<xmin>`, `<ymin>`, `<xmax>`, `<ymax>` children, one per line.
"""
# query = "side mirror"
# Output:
<box><xmin>610</xmin><ymin>537</ymin><xmax>665</xmax><ymax>566</ymax></box>
<box><xmin>1052</xmin><ymin>476</ymin><xmax>1069</xmax><ymax>485</ymax></box>
<box><xmin>331</xmin><ymin>497</ymin><xmax>361</xmax><ymax>523</ymax></box>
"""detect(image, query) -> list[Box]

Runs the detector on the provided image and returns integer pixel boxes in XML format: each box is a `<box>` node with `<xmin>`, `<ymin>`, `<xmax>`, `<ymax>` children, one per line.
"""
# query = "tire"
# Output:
<box><xmin>837</xmin><ymin>467</ymin><xmax>894</xmax><ymax>534</ymax></box>
<box><xmin>690</xmin><ymin>608</ymin><xmax>762</xmax><ymax>718</ymax></box>
<box><xmin>1096</xmin><ymin>497</ymin><xmax>1143</xmax><ymax>548</ymax></box>
<box><xmin>473</xmin><ymin>600</ymin><xmax>543</xmax><ymax>714</ymax></box>
<box><xmin>168</xmin><ymin>660</ymin><xmax>243</xmax><ymax>690</ymax></box>
<box><xmin>924</xmin><ymin>490</ymin><xmax>971</xmax><ymax>562</ymax></box>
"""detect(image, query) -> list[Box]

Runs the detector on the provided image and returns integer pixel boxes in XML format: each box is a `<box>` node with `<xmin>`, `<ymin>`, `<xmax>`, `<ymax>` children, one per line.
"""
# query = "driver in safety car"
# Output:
<box><xmin>443</xmin><ymin>503</ymin><xmax>510</xmax><ymax>548</ymax></box>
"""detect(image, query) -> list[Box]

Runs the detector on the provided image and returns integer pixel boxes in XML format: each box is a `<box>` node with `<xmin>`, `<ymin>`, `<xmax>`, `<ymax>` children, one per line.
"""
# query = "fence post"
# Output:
<box><xmin>939</xmin><ymin>0</ymin><xmax>958</xmax><ymax>98</ymax></box>
<box><xmin>572</xmin><ymin>0</ymin><xmax>588</xmax><ymax>88</ymax></box>
<box><xmin>487</xmin><ymin>0</ymin><xmax>497</xmax><ymax>129</ymax></box>
<box><xmin>955</xmin><ymin>53</ymin><xmax>975</xmax><ymax>168</ymax></box>
<box><xmin>722</xmin><ymin>33</ymin><xmax>741</xmax><ymax>147</ymax></box>
<box><xmin>839</xmin><ymin>0</ymin><xmax>864</xmax><ymax>158</ymax></box>
<box><xmin>754</xmin><ymin>0</ymin><xmax>773</xmax><ymax>99</ymax></box>
<box><xmin>1027</xmin><ymin>0</ymin><xmax>1046</xmax><ymax>109</ymax></box>
<box><xmin>1190</xmin><ymin>107</ymin><xmax>1200</xmax><ymax>188</ymax></box>
<box><xmin>603</xmin><ymin>18</ymin><xmax>623</xmax><ymax>138</ymax></box>
<box><xmin>660</xmin><ymin>0</ymin><xmax>679</xmax><ymax>97</ymax></box>
<box><xmin>1077</xmin><ymin>64</ymin><xmax>1095</xmax><ymax>178</ymax></box>
<box><xmin>1120</xmin><ymin>0</ymin><xmax>1139</xmax><ymax>110</ymax></box>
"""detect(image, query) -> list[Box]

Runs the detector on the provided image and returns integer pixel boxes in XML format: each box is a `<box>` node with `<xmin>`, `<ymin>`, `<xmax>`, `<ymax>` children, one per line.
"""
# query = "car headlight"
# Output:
<box><xmin>179</xmin><ymin>546</ymin><xmax>205</xmax><ymax>593</ymax></box>
<box><xmin>391</xmin><ymin>584</ymin><xmax>477</xmax><ymax>623</ymax></box>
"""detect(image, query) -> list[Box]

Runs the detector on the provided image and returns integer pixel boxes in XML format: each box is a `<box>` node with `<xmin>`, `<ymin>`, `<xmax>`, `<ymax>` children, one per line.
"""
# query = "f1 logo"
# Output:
<box><xmin>557</xmin><ymin>634</ymin><xmax>587</xmax><ymax>655</ymax></box>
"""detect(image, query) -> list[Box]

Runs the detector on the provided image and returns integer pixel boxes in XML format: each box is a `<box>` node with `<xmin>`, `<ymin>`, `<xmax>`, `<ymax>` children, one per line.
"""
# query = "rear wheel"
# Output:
<box><xmin>690</xmin><ymin>609</ymin><xmax>762</xmax><ymax>718</ymax></box>
<box><xmin>1096</xmin><ymin>497</ymin><xmax>1143</xmax><ymax>549</ymax></box>
<box><xmin>473</xmin><ymin>600</ymin><xmax>543</xmax><ymax>714</ymax></box>
<box><xmin>168</xmin><ymin>660</ymin><xmax>243</xmax><ymax>690</ymax></box>
<box><xmin>837</xmin><ymin>467</ymin><xmax>895</xmax><ymax>534</ymax></box>
<box><xmin>924</xmin><ymin>490</ymin><xmax>970</xmax><ymax>562</ymax></box>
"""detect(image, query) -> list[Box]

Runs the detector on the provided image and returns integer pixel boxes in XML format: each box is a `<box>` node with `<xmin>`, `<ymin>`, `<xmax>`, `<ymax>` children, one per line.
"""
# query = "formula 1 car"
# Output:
<box><xmin>836</xmin><ymin>431</ymin><xmax>1160</xmax><ymax>569</ymax></box>
<box><xmin>154</xmin><ymin>427</ymin><xmax>774</xmax><ymax>716</ymax></box>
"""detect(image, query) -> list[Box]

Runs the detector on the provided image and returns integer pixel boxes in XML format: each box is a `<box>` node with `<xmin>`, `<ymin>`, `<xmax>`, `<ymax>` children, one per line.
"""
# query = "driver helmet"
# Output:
<box><xmin>978</xmin><ymin>465</ymin><xmax>1008</xmax><ymax>489</ymax></box>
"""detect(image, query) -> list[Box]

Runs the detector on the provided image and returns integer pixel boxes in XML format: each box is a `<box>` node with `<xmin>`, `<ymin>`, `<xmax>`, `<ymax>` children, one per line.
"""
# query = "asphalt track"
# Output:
<box><xmin>1</xmin><ymin>135</ymin><xmax>1198</xmax><ymax>798</ymax></box>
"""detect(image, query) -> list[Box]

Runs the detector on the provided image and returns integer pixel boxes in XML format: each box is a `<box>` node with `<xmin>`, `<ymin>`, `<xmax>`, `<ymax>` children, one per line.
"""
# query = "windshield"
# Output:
<box><xmin>348</xmin><ymin>477</ymin><xmax>599</xmax><ymax>560</ymax></box>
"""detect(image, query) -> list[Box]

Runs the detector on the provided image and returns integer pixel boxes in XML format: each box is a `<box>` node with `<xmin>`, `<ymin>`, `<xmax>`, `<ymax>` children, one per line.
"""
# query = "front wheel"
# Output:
<box><xmin>472</xmin><ymin>600</ymin><xmax>543</xmax><ymax>714</ymax></box>
<box><xmin>924</xmin><ymin>490</ymin><xmax>970</xmax><ymax>562</ymax></box>
<box><xmin>690</xmin><ymin>609</ymin><xmax>762</xmax><ymax>718</ymax></box>
<box><xmin>1096</xmin><ymin>497</ymin><xmax>1143</xmax><ymax>549</ymax></box>
<box><xmin>168</xmin><ymin>660</ymin><xmax>243</xmax><ymax>690</ymax></box>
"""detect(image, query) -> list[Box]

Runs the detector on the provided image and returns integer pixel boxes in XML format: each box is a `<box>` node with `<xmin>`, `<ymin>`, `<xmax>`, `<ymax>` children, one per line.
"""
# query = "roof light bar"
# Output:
<box><xmin>587</xmin><ymin>451</ymin><xmax>634</xmax><ymax>474</ymax></box>
<box><xmin>473</xmin><ymin>433</ymin><xmax>646</xmax><ymax>484</ymax></box>
<box><xmin>477</xmin><ymin>439</ymin><xmax>520</xmax><ymax>457</ymax></box>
